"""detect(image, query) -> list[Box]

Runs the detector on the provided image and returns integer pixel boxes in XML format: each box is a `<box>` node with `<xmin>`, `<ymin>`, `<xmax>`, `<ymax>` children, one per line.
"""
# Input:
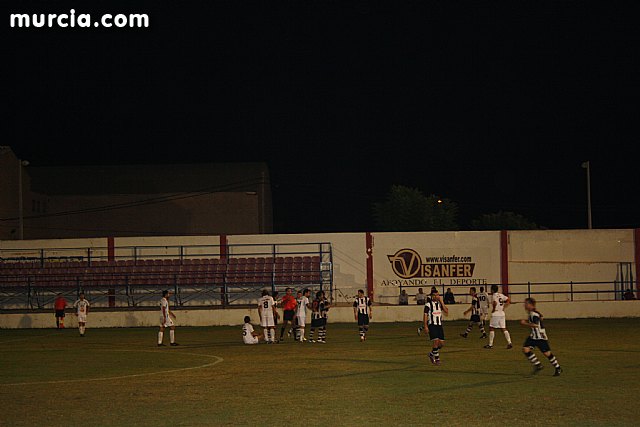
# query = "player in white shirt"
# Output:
<box><xmin>484</xmin><ymin>284</ymin><xmax>513</xmax><ymax>349</ymax></box>
<box><xmin>73</xmin><ymin>293</ymin><xmax>90</xmax><ymax>337</ymax></box>
<box><xmin>258</xmin><ymin>289</ymin><xmax>278</xmax><ymax>344</ymax></box>
<box><xmin>294</xmin><ymin>289</ymin><xmax>311</xmax><ymax>342</ymax></box>
<box><xmin>158</xmin><ymin>290</ymin><xmax>179</xmax><ymax>347</ymax></box>
<box><xmin>477</xmin><ymin>286</ymin><xmax>491</xmax><ymax>323</ymax></box>
<box><xmin>242</xmin><ymin>316</ymin><xmax>262</xmax><ymax>344</ymax></box>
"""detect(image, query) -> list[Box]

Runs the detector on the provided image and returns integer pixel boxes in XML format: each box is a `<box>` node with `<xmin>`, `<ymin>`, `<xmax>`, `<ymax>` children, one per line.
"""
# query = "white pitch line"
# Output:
<box><xmin>2</xmin><ymin>349</ymin><xmax>224</xmax><ymax>386</ymax></box>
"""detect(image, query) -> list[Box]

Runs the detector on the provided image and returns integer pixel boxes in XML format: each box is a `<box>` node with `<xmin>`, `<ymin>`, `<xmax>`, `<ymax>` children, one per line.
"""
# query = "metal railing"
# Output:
<box><xmin>0</xmin><ymin>242</ymin><xmax>334</xmax><ymax>310</ymax></box>
<box><xmin>392</xmin><ymin>280</ymin><xmax>639</xmax><ymax>305</ymax></box>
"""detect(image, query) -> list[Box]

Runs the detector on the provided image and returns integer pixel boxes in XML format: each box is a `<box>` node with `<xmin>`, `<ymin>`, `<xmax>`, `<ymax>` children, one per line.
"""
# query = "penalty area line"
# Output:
<box><xmin>2</xmin><ymin>349</ymin><xmax>224</xmax><ymax>386</ymax></box>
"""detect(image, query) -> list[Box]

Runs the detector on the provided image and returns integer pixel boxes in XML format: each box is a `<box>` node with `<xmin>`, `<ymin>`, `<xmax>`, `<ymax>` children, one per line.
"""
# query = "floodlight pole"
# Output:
<box><xmin>582</xmin><ymin>161</ymin><xmax>592</xmax><ymax>229</ymax></box>
<box><xmin>18</xmin><ymin>159</ymin><xmax>29</xmax><ymax>240</ymax></box>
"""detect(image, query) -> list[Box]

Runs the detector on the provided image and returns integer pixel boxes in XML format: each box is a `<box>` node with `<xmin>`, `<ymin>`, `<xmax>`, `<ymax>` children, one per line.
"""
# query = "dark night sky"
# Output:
<box><xmin>5</xmin><ymin>1</ymin><xmax>640</xmax><ymax>233</ymax></box>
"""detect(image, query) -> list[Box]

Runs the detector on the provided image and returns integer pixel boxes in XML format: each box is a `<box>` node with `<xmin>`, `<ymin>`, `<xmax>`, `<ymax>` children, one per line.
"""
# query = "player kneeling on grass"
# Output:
<box><xmin>243</xmin><ymin>316</ymin><xmax>263</xmax><ymax>344</ymax></box>
<box><xmin>521</xmin><ymin>298</ymin><xmax>562</xmax><ymax>376</ymax></box>
<box><xmin>460</xmin><ymin>287</ymin><xmax>486</xmax><ymax>339</ymax></box>
<box><xmin>353</xmin><ymin>289</ymin><xmax>372</xmax><ymax>342</ymax></box>
<box><xmin>73</xmin><ymin>292</ymin><xmax>90</xmax><ymax>337</ymax></box>
<box><xmin>258</xmin><ymin>289</ymin><xmax>278</xmax><ymax>344</ymax></box>
<box><xmin>424</xmin><ymin>287</ymin><xmax>448</xmax><ymax>365</ymax></box>
<box><xmin>158</xmin><ymin>290</ymin><xmax>179</xmax><ymax>347</ymax></box>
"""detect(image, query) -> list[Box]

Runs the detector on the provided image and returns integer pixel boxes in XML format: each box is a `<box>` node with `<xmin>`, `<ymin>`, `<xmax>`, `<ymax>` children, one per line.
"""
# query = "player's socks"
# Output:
<box><xmin>478</xmin><ymin>322</ymin><xmax>485</xmax><ymax>335</ymax></box>
<box><xmin>56</xmin><ymin>319</ymin><xmax>60</xmax><ymax>328</ymax></box>
<box><xmin>158</xmin><ymin>331</ymin><xmax>164</xmax><ymax>345</ymax></box>
<box><xmin>432</xmin><ymin>347</ymin><xmax>440</xmax><ymax>362</ymax></box>
<box><xmin>318</xmin><ymin>328</ymin><xmax>326</xmax><ymax>342</ymax></box>
<box><xmin>464</xmin><ymin>323</ymin><xmax>473</xmax><ymax>335</ymax></box>
<box><xmin>359</xmin><ymin>327</ymin><xmax>364</xmax><ymax>339</ymax></box>
<box><xmin>525</xmin><ymin>352</ymin><xmax>541</xmax><ymax>366</ymax></box>
<box><xmin>503</xmin><ymin>330</ymin><xmax>512</xmax><ymax>345</ymax></box>
<box><xmin>280</xmin><ymin>327</ymin><xmax>286</xmax><ymax>340</ymax></box>
<box><xmin>169</xmin><ymin>330</ymin><xmax>175</xmax><ymax>344</ymax></box>
<box><xmin>546</xmin><ymin>353</ymin><xmax>561</xmax><ymax>369</ymax></box>
<box><xmin>299</xmin><ymin>327</ymin><xmax>305</xmax><ymax>341</ymax></box>
<box><xmin>263</xmin><ymin>329</ymin><xmax>269</xmax><ymax>342</ymax></box>
<box><xmin>489</xmin><ymin>331</ymin><xmax>495</xmax><ymax>346</ymax></box>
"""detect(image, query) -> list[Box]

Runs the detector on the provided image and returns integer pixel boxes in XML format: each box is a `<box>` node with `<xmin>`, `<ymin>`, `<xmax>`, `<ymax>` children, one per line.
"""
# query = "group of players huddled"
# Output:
<box><xmin>245</xmin><ymin>287</ymin><xmax>335</xmax><ymax>344</ymax></box>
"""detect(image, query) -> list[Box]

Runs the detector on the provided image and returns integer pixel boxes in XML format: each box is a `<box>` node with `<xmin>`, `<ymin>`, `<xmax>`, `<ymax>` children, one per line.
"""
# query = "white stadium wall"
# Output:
<box><xmin>507</xmin><ymin>229</ymin><xmax>637</xmax><ymax>302</ymax></box>
<box><xmin>1</xmin><ymin>229</ymin><xmax>639</xmax><ymax>327</ymax></box>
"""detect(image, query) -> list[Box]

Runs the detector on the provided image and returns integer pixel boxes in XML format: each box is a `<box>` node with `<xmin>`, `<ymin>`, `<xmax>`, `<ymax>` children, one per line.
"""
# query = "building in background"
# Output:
<box><xmin>0</xmin><ymin>146</ymin><xmax>272</xmax><ymax>239</ymax></box>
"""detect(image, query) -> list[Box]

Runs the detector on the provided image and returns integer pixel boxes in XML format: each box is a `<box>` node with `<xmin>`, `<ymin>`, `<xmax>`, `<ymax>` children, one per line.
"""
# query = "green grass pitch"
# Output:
<box><xmin>1</xmin><ymin>318</ymin><xmax>640</xmax><ymax>426</ymax></box>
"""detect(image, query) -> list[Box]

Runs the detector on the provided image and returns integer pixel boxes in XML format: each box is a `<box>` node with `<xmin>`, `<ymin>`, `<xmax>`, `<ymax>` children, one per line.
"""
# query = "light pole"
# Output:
<box><xmin>581</xmin><ymin>161</ymin><xmax>592</xmax><ymax>229</ymax></box>
<box><xmin>18</xmin><ymin>159</ymin><xmax>29</xmax><ymax>240</ymax></box>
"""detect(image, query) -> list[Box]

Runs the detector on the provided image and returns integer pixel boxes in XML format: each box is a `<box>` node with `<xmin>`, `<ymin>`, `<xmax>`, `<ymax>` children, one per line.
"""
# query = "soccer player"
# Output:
<box><xmin>353</xmin><ymin>289</ymin><xmax>372</xmax><ymax>342</ymax></box>
<box><xmin>158</xmin><ymin>290</ymin><xmax>179</xmax><ymax>346</ymax></box>
<box><xmin>477</xmin><ymin>286</ymin><xmax>490</xmax><ymax>325</ymax></box>
<box><xmin>54</xmin><ymin>293</ymin><xmax>68</xmax><ymax>328</ymax></box>
<box><xmin>279</xmin><ymin>287</ymin><xmax>297</xmax><ymax>341</ymax></box>
<box><xmin>294</xmin><ymin>289</ymin><xmax>311</xmax><ymax>342</ymax></box>
<box><xmin>309</xmin><ymin>291</ymin><xmax>322</xmax><ymax>343</ymax></box>
<box><xmin>484</xmin><ymin>284</ymin><xmax>512</xmax><ymax>349</ymax></box>
<box><xmin>521</xmin><ymin>298</ymin><xmax>562</xmax><ymax>376</ymax></box>
<box><xmin>424</xmin><ymin>287</ymin><xmax>448</xmax><ymax>365</ymax></box>
<box><xmin>258</xmin><ymin>289</ymin><xmax>278</xmax><ymax>344</ymax></box>
<box><xmin>318</xmin><ymin>290</ymin><xmax>330</xmax><ymax>343</ymax></box>
<box><xmin>242</xmin><ymin>316</ymin><xmax>263</xmax><ymax>345</ymax></box>
<box><xmin>73</xmin><ymin>292</ymin><xmax>90</xmax><ymax>337</ymax></box>
<box><xmin>460</xmin><ymin>287</ymin><xmax>486</xmax><ymax>339</ymax></box>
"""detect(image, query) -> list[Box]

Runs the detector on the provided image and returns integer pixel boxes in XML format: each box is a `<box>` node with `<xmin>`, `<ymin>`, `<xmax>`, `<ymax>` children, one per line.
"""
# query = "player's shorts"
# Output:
<box><xmin>296</xmin><ymin>315</ymin><xmax>306</xmax><ymax>327</ymax></box>
<box><xmin>77</xmin><ymin>314</ymin><xmax>87</xmax><ymax>323</ymax></box>
<box><xmin>427</xmin><ymin>324</ymin><xmax>445</xmax><ymax>341</ymax></box>
<box><xmin>283</xmin><ymin>309</ymin><xmax>295</xmax><ymax>322</ymax></box>
<box><xmin>311</xmin><ymin>316</ymin><xmax>326</xmax><ymax>328</ymax></box>
<box><xmin>489</xmin><ymin>315</ymin><xmax>506</xmax><ymax>329</ymax></box>
<box><xmin>357</xmin><ymin>312</ymin><xmax>370</xmax><ymax>326</ymax></box>
<box><xmin>260</xmin><ymin>312</ymin><xmax>275</xmax><ymax>328</ymax></box>
<box><xmin>470</xmin><ymin>314</ymin><xmax>481</xmax><ymax>323</ymax></box>
<box><xmin>244</xmin><ymin>336</ymin><xmax>259</xmax><ymax>345</ymax></box>
<box><xmin>524</xmin><ymin>337</ymin><xmax>551</xmax><ymax>353</ymax></box>
<box><xmin>160</xmin><ymin>316</ymin><xmax>174</xmax><ymax>328</ymax></box>
<box><xmin>55</xmin><ymin>310</ymin><xmax>65</xmax><ymax>318</ymax></box>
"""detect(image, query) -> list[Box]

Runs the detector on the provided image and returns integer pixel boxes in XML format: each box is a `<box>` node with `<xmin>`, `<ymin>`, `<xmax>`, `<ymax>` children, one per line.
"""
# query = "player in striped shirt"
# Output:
<box><xmin>521</xmin><ymin>298</ymin><xmax>562</xmax><ymax>376</ymax></box>
<box><xmin>318</xmin><ymin>291</ymin><xmax>331</xmax><ymax>343</ymax></box>
<box><xmin>73</xmin><ymin>293</ymin><xmax>90</xmax><ymax>337</ymax></box>
<box><xmin>353</xmin><ymin>289</ymin><xmax>372</xmax><ymax>342</ymax></box>
<box><xmin>460</xmin><ymin>287</ymin><xmax>487</xmax><ymax>339</ymax></box>
<box><xmin>424</xmin><ymin>287</ymin><xmax>448</xmax><ymax>365</ymax></box>
<box><xmin>309</xmin><ymin>291</ymin><xmax>328</xmax><ymax>343</ymax></box>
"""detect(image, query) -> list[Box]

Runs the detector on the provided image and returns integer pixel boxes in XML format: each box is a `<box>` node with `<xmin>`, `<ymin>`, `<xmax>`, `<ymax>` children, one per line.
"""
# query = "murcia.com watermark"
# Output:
<box><xmin>10</xmin><ymin>9</ymin><xmax>149</xmax><ymax>28</ymax></box>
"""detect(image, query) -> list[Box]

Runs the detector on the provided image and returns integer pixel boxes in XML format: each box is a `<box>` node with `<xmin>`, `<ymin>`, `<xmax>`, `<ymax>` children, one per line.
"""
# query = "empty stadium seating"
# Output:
<box><xmin>0</xmin><ymin>256</ymin><xmax>322</xmax><ymax>290</ymax></box>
